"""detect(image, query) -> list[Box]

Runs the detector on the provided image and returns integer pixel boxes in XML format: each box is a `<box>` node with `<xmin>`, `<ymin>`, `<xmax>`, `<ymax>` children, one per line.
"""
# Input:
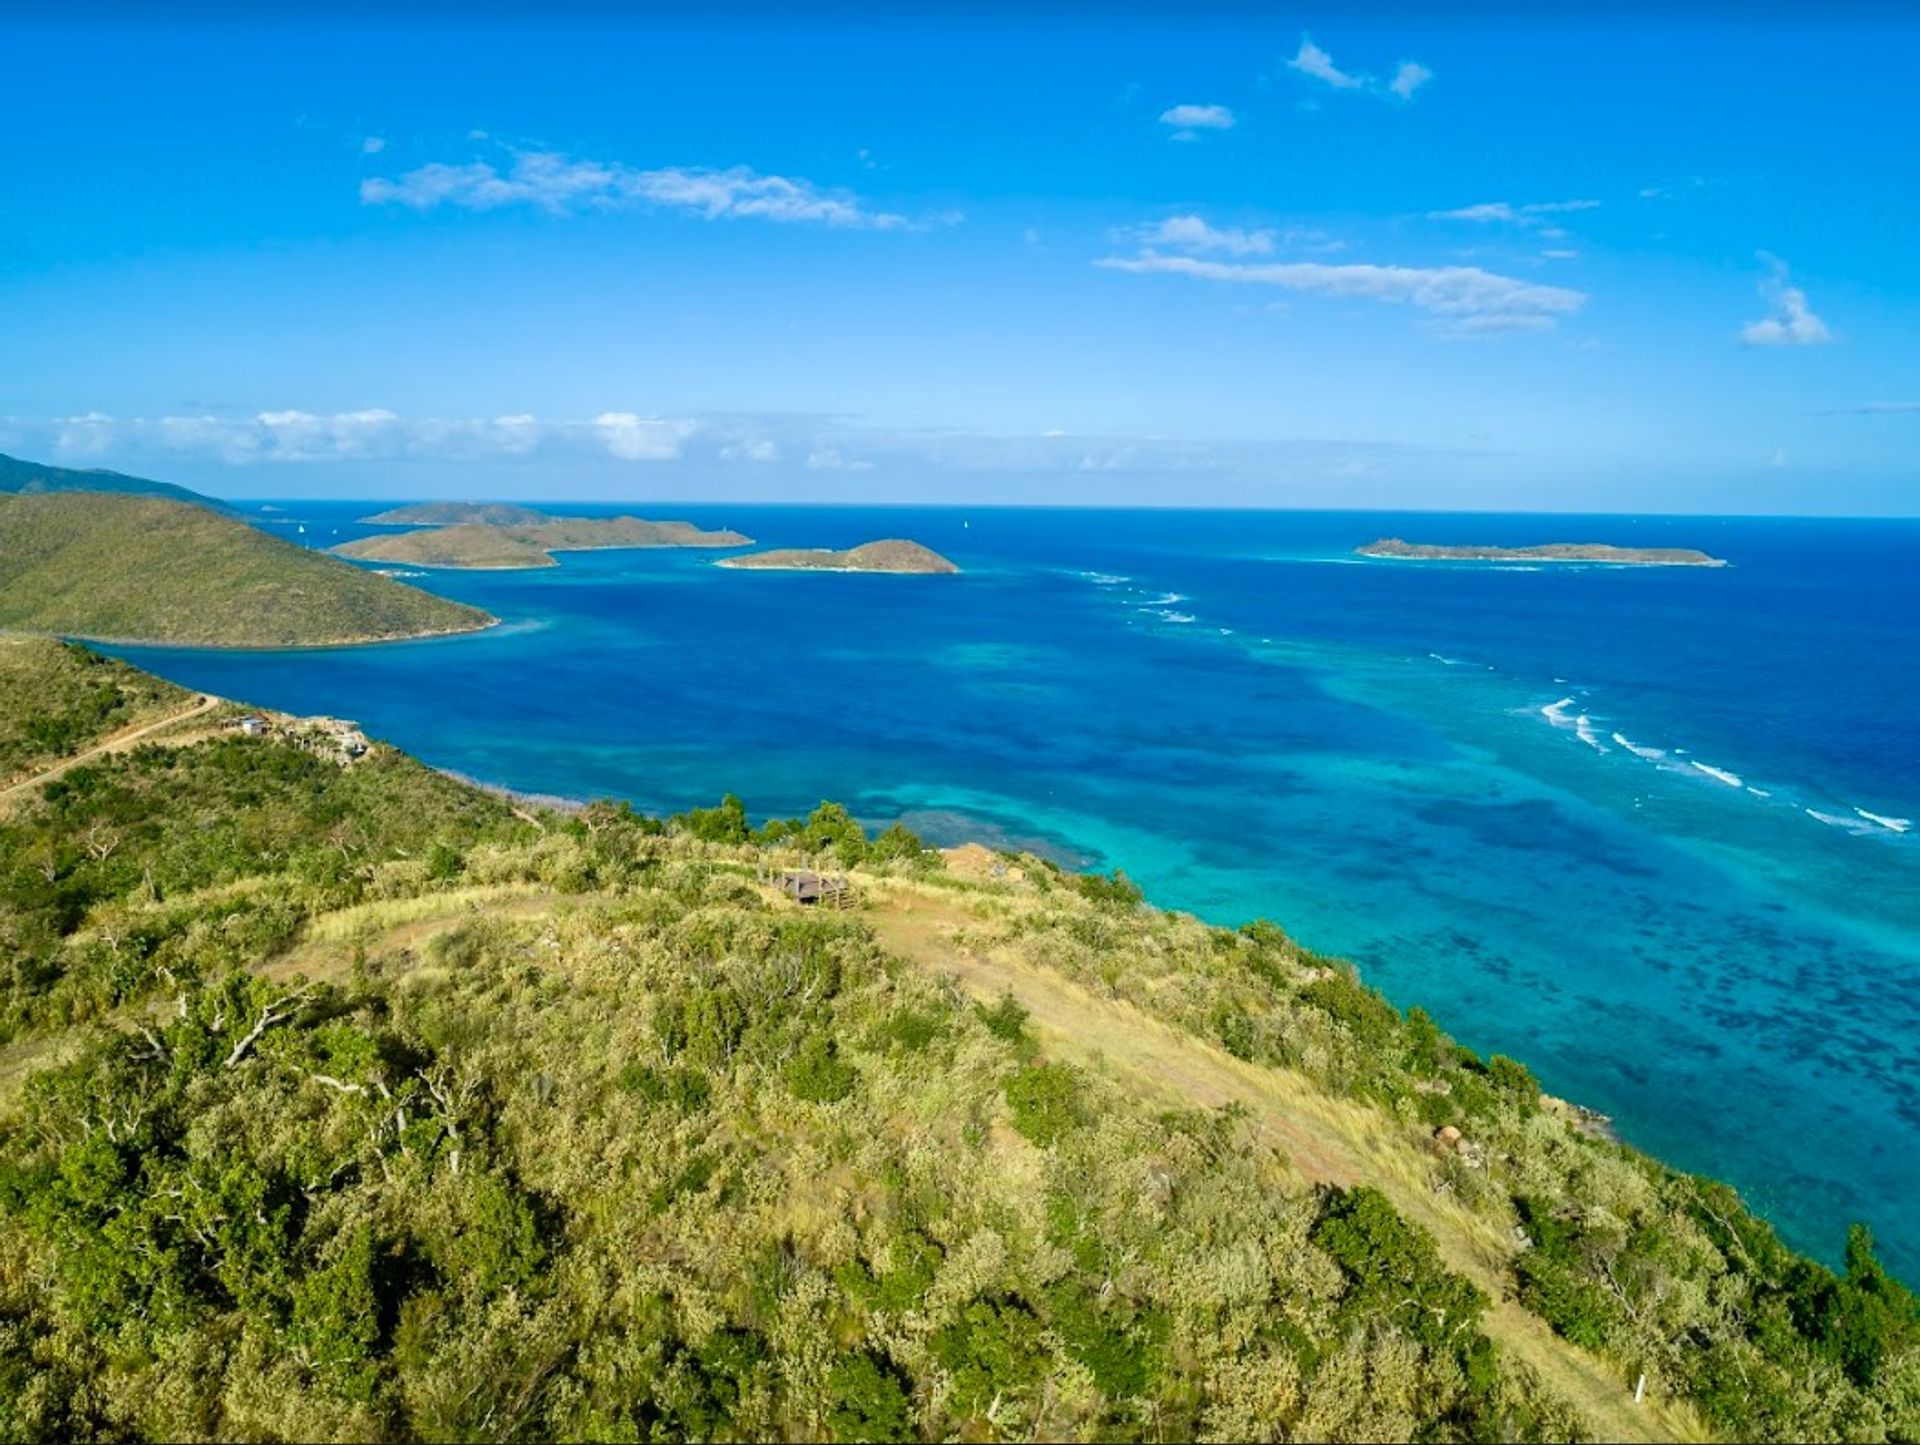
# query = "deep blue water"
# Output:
<box><xmin>109</xmin><ymin>503</ymin><xmax>1920</xmax><ymax>1274</ymax></box>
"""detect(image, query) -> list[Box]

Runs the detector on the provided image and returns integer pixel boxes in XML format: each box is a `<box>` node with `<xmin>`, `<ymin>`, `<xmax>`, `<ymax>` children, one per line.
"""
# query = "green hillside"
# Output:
<box><xmin>0</xmin><ymin>644</ymin><xmax>1913</xmax><ymax>1443</ymax></box>
<box><xmin>0</xmin><ymin>492</ymin><xmax>494</xmax><ymax>647</ymax></box>
<box><xmin>0</xmin><ymin>452</ymin><xmax>230</xmax><ymax>512</ymax></box>
<box><xmin>0</xmin><ymin>637</ymin><xmax>190</xmax><ymax>782</ymax></box>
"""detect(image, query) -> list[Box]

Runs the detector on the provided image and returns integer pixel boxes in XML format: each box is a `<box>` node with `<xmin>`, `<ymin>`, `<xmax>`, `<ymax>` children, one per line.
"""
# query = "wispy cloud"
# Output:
<box><xmin>1118</xmin><ymin>216</ymin><xmax>1346</xmax><ymax>257</ymax></box>
<box><xmin>361</xmin><ymin>148</ymin><xmax>930</xmax><ymax>229</ymax></box>
<box><xmin>1158</xmin><ymin>103</ymin><xmax>1235</xmax><ymax>140</ymax></box>
<box><xmin>1094</xmin><ymin>251</ymin><xmax>1585</xmax><ymax>333</ymax></box>
<box><xmin>361</xmin><ymin>136</ymin><xmax>386</xmax><ymax>155</ymax></box>
<box><xmin>1123</xmin><ymin>215</ymin><xmax>1273</xmax><ymax>256</ymax></box>
<box><xmin>1740</xmin><ymin>255</ymin><xmax>1832</xmax><ymax>347</ymax></box>
<box><xmin>1836</xmin><ymin>401</ymin><xmax>1920</xmax><ymax>413</ymax></box>
<box><xmin>1389</xmin><ymin>62</ymin><xmax>1433</xmax><ymax>100</ymax></box>
<box><xmin>1288</xmin><ymin>38</ymin><xmax>1362</xmax><ymax>89</ymax></box>
<box><xmin>1287</xmin><ymin>35</ymin><xmax>1432</xmax><ymax>102</ymax></box>
<box><xmin>1428</xmin><ymin>199</ymin><xmax>1601</xmax><ymax>228</ymax></box>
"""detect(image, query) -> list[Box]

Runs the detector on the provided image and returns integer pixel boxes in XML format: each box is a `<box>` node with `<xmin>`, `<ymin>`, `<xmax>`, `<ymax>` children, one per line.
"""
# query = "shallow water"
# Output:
<box><xmin>109</xmin><ymin>503</ymin><xmax>1920</xmax><ymax>1273</ymax></box>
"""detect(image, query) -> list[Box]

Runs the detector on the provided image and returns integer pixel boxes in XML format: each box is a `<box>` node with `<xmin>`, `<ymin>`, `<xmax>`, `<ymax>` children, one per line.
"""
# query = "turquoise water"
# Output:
<box><xmin>109</xmin><ymin>504</ymin><xmax>1920</xmax><ymax>1274</ymax></box>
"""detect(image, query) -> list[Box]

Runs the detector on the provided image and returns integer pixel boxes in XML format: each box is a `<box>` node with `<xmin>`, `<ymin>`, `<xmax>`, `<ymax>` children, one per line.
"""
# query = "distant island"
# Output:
<box><xmin>1356</xmin><ymin>537</ymin><xmax>1728</xmax><ymax>567</ymax></box>
<box><xmin>359</xmin><ymin>502</ymin><xmax>552</xmax><ymax>527</ymax></box>
<box><xmin>717</xmin><ymin>539</ymin><xmax>960</xmax><ymax>574</ymax></box>
<box><xmin>0</xmin><ymin>449</ymin><xmax>233</xmax><ymax>513</ymax></box>
<box><xmin>0</xmin><ymin>492</ymin><xmax>495</xmax><ymax>647</ymax></box>
<box><xmin>333</xmin><ymin>515</ymin><xmax>755</xmax><ymax>569</ymax></box>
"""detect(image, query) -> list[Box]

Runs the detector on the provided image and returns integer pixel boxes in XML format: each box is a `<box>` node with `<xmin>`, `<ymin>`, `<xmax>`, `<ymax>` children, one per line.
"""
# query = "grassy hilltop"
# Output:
<box><xmin>0</xmin><ymin>492</ymin><xmax>494</xmax><ymax>647</ymax></box>
<box><xmin>0</xmin><ymin>644</ymin><xmax>1914</xmax><ymax>1442</ymax></box>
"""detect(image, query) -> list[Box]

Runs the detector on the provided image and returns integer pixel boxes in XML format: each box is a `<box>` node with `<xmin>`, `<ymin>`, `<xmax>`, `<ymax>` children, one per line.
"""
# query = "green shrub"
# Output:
<box><xmin>928</xmin><ymin>1298</ymin><xmax>1046</xmax><ymax>1415</ymax></box>
<box><xmin>976</xmin><ymin>991</ymin><xmax>1029</xmax><ymax>1044</ymax></box>
<box><xmin>827</xmin><ymin>1352</ymin><xmax>914</xmax><ymax>1442</ymax></box>
<box><xmin>1004</xmin><ymin>1062</ymin><xmax>1083</xmax><ymax>1146</ymax></box>
<box><xmin>787</xmin><ymin>1035</ymin><xmax>858</xmax><ymax>1103</ymax></box>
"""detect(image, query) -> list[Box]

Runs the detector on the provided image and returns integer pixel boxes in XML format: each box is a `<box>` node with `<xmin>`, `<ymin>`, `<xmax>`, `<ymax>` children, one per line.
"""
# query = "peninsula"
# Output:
<box><xmin>1357</xmin><ymin>537</ymin><xmax>1728</xmax><ymax>567</ymax></box>
<box><xmin>0</xmin><ymin>492</ymin><xmax>494</xmax><ymax>647</ymax></box>
<box><xmin>359</xmin><ymin>502</ymin><xmax>551</xmax><ymax>526</ymax></box>
<box><xmin>717</xmin><ymin>538</ymin><xmax>960</xmax><ymax>574</ymax></box>
<box><xmin>333</xmin><ymin>515</ymin><xmax>753</xmax><ymax>569</ymax></box>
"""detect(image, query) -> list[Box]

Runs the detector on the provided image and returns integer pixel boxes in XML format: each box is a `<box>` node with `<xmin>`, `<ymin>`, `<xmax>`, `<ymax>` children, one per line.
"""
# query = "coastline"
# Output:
<box><xmin>53</xmin><ymin>612</ymin><xmax>502</xmax><ymax>652</ymax></box>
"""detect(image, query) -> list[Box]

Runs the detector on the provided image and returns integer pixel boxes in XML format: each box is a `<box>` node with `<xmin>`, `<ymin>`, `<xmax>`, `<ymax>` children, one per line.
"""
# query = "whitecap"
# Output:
<box><xmin>1692</xmin><ymin>762</ymin><xmax>1743</xmax><ymax>788</ymax></box>
<box><xmin>1574</xmin><ymin>715</ymin><xmax>1607</xmax><ymax>752</ymax></box>
<box><xmin>1747</xmin><ymin>787</ymin><xmax>1772</xmax><ymax>799</ymax></box>
<box><xmin>1807</xmin><ymin>808</ymin><xmax>1875</xmax><ymax>834</ymax></box>
<box><xmin>1855</xmin><ymin>808</ymin><xmax>1913</xmax><ymax>834</ymax></box>
<box><xmin>1541</xmin><ymin>697</ymin><xmax>1578</xmax><ymax>726</ymax></box>
<box><xmin>1157</xmin><ymin>611</ymin><xmax>1196</xmax><ymax>624</ymax></box>
<box><xmin>1611</xmin><ymin>732</ymin><xmax>1666</xmax><ymax>762</ymax></box>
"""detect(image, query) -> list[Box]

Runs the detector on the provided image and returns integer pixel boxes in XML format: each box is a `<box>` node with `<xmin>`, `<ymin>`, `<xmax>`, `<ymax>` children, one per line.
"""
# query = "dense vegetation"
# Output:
<box><xmin>0</xmin><ymin>645</ymin><xmax>1914</xmax><ymax>1442</ymax></box>
<box><xmin>333</xmin><ymin>516</ymin><xmax>754</xmax><ymax>569</ymax></box>
<box><xmin>0</xmin><ymin>451</ymin><xmax>230</xmax><ymax>512</ymax></box>
<box><xmin>0</xmin><ymin>493</ymin><xmax>494</xmax><ymax>646</ymax></box>
<box><xmin>0</xmin><ymin>639</ymin><xmax>188</xmax><ymax>782</ymax></box>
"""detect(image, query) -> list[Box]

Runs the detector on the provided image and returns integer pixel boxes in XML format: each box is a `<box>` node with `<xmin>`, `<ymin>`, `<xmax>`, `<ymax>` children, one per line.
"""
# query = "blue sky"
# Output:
<box><xmin>4</xmin><ymin>5</ymin><xmax>1917</xmax><ymax>512</ymax></box>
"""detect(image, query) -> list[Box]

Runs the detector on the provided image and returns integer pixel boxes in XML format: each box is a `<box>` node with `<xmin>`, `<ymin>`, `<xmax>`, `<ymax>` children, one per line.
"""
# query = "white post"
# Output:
<box><xmin>1633</xmin><ymin>1373</ymin><xmax>1646</xmax><ymax>1405</ymax></box>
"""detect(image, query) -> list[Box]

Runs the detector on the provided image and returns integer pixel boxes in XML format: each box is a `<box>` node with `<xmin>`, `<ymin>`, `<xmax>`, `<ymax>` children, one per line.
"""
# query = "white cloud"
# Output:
<box><xmin>1541</xmin><ymin>249</ymin><xmax>1579</xmax><ymax>260</ymax></box>
<box><xmin>1740</xmin><ymin>256</ymin><xmax>1833</xmax><ymax>347</ymax></box>
<box><xmin>804</xmin><ymin>446</ymin><xmax>873</xmax><ymax>471</ymax></box>
<box><xmin>52</xmin><ymin>412</ymin><xmax>117</xmax><ymax>459</ymax></box>
<box><xmin>636</xmin><ymin>165</ymin><xmax>911</xmax><ymax>228</ymax></box>
<box><xmin>1286</xmin><ymin>37</ymin><xmax>1432</xmax><ymax>101</ymax></box>
<box><xmin>593</xmin><ymin>412</ymin><xmax>699</xmax><ymax>461</ymax></box>
<box><xmin>14</xmin><ymin>408</ymin><xmax>1490</xmax><ymax>492</ymax></box>
<box><xmin>1120</xmin><ymin>216</ymin><xmax>1348</xmax><ymax>257</ymax></box>
<box><xmin>1127</xmin><ymin>215</ymin><xmax>1273</xmax><ymax>256</ymax></box>
<box><xmin>362</xmin><ymin>136</ymin><xmax>386</xmax><ymax>154</ymax></box>
<box><xmin>1158</xmin><ymin>104</ymin><xmax>1236</xmax><ymax>137</ymax></box>
<box><xmin>1428</xmin><ymin>199</ymin><xmax>1600</xmax><ymax>227</ymax></box>
<box><xmin>361</xmin><ymin>148</ymin><xmax>924</xmax><ymax>229</ymax></box>
<box><xmin>1096</xmin><ymin>251</ymin><xmax>1585</xmax><ymax>331</ymax></box>
<box><xmin>1389</xmin><ymin>62</ymin><xmax>1433</xmax><ymax>100</ymax></box>
<box><xmin>1288</xmin><ymin>37</ymin><xmax>1362</xmax><ymax>89</ymax></box>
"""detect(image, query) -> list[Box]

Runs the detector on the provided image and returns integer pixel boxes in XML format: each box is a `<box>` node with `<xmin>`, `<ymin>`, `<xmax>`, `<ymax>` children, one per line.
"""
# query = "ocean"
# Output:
<box><xmin>106</xmin><ymin>503</ymin><xmax>1920</xmax><ymax>1275</ymax></box>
